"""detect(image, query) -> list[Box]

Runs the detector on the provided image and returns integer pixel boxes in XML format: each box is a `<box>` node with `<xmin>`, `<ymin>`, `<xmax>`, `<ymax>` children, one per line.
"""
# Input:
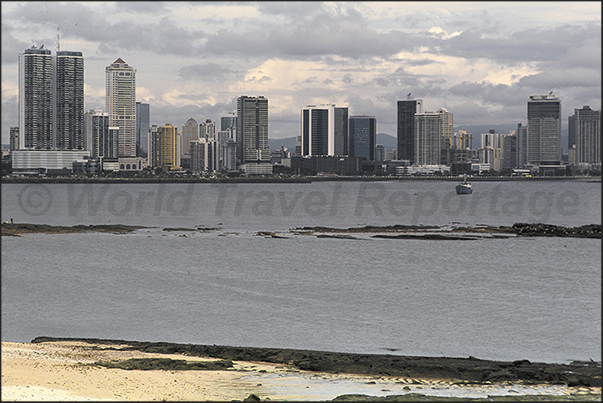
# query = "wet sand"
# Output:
<box><xmin>2</xmin><ymin>340</ymin><xmax>600</xmax><ymax>401</ymax></box>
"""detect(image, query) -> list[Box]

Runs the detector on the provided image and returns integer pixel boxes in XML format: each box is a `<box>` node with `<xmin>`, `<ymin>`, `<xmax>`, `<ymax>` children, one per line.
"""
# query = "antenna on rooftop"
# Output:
<box><xmin>57</xmin><ymin>27</ymin><xmax>61</xmax><ymax>52</ymax></box>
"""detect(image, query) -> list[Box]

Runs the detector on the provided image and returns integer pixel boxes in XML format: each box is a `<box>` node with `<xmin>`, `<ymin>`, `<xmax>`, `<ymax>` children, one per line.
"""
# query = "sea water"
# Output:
<box><xmin>1</xmin><ymin>180</ymin><xmax>601</xmax><ymax>364</ymax></box>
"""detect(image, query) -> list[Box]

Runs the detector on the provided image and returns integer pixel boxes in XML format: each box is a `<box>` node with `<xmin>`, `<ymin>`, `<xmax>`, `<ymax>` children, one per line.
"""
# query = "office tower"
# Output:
<box><xmin>527</xmin><ymin>94</ymin><xmax>562</xmax><ymax>165</ymax></box>
<box><xmin>438</xmin><ymin>108</ymin><xmax>454</xmax><ymax>149</ymax></box>
<box><xmin>84</xmin><ymin>109</ymin><xmax>118</xmax><ymax>159</ymax></box>
<box><xmin>502</xmin><ymin>134</ymin><xmax>518</xmax><ymax>170</ymax></box>
<box><xmin>569</xmin><ymin>106</ymin><xmax>601</xmax><ymax>164</ymax></box>
<box><xmin>148</xmin><ymin>125</ymin><xmax>158</xmax><ymax>167</ymax></box>
<box><xmin>190</xmin><ymin>138</ymin><xmax>219</xmax><ymax>173</ymax></box>
<box><xmin>221</xmin><ymin>115</ymin><xmax>237</xmax><ymax>132</ymax></box>
<box><xmin>349</xmin><ymin>115</ymin><xmax>376</xmax><ymax>160</ymax></box>
<box><xmin>301</xmin><ymin>104</ymin><xmax>349</xmax><ymax>156</ymax></box>
<box><xmin>237</xmin><ymin>95</ymin><xmax>271</xmax><ymax>174</ymax></box>
<box><xmin>136</xmin><ymin>102</ymin><xmax>150</xmax><ymax>158</ymax></box>
<box><xmin>375</xmin><ymin>144</ymin><xmax>386</xmax><ymax>162</ymax></box>
<box><xmin>157</xmin><ymin>123</ymin><xmax>179</xmax><ymax>170</ymax></box>
<box><xmin>199</xmin><ymin>119</ymin><xmax>216</xmax><ymax>141</ymax></box>
<box><xmin>55</xmin><ymin>51</ymin><xmax>84</xmax><ymax>150</ymax></box>
<box><xmin>18</xmin><ymin>46</ymin><xmax>53</xmax><ymax>150</ymax></box>
<box><xmin>414</xmin><ymin>112</ymin><xmax>442</xmax><ymax>165</ymax></box>
<box><xmin>397</xmin><ymin>96</ymin><xmax>423</xmax><ymax>163</ymax></box>
<box><xmin>181</xmin><ymin>117</ymin><xmax>198</xmax><ymax>158</ymax></box>
<box><xmin>106</xmin><ymin>58</ymin><xmax>136</xmax><ymax>157</ymax></box>
<box><xmin>516</xmin><ymin>123</ymin><xmax>528</xmax><ymax>168</ymax></box>
<box><xmin>10</xmin><ymin>127</ymin><xmax>19</xmax><ymax>151</ymax></box>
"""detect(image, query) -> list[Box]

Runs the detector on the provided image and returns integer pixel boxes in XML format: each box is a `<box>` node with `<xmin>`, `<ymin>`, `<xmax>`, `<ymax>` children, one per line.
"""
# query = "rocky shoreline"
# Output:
<box><xmin>31</xmin><ymin>337</ymin><xmax>602</xmax><ymax>388</ymax></box>
<box><xmin>3</xmin><ymin>222</ymin><xmax>601</xmax><ymax>239</ymax></box>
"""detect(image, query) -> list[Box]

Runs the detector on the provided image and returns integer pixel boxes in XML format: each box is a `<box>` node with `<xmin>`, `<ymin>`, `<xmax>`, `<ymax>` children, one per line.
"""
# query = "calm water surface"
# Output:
<box><xmin>2</xmin><ymin>181</ymin><xmax>601</xmax><ymax>364</ymax></box>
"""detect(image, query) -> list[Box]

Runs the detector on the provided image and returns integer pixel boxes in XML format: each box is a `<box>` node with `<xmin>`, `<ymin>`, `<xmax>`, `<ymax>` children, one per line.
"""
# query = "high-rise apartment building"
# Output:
<box><xmin>181</xmin><ymin>117</ymin><xmax>198</xmax><ymax>158</ymax></box>
<box><xmin>106</xmin><ymin>58</ymin><xmax>136</xmax><ymax>157</ymax></box>
<box><xmin>157</xmin><ymin>123</ymin><xmax>180</xmax><ymax>171</ymax></box>
<box><xmin>397</xmin><ymin>96</ymin><xmax>423</xmax><ymax>163</ymax></box>
<box><xmin>199</xmin><ymin>119</ymin><xmax>216</xmax><ymax>141</ymax></box>
<box><xmin>301</xmin><ymin>104</ymin><xmax>349</xmax><ymax>156</ymax></box>
<box><xmin>190</xmin><ymin>138</ymin><xmax>219</xmax><ymax>173</ymax></box>
<box><xmin>10</xmin><ymin>127</ymin><xmax>19</xmax><ymax>151</ymax></box>
<box><xmin>414</xmin><ymin>112</ymin><xmax>442</xmax><ymax>165</ymax></box>
<box><xmin>349</xmin><ymin>115</ymin><xmax>376</xmax><ymax>160</ymax></box>
<box><xmin>18</xmin><ymin>47</ymin><xmax>54</xmax><ymax>150</ymax></box>
<box><xmin>527</xmin><ymin>94</ymin><xmax>562</xmax><ymax>165</ymax></box>
<box><xmin>237</xmin><ymin>95</ymin><xmax>271</xmax><ymax>174</ymax></box>
<box><xmin>55</xmin><ymin>51</ymin><xmax>84</xmax><ymax>150</ymax></box>
<box><xmin>136</xmin><ymin>102</ymin><xmax>150</xmax><ymax>158</ymax></box>
<box><xmin>569</xmin><ymin>106</ymin><xmax>601</xmax><ymax>164</ymax></box>
<box><xmin>221</xmin><ymin>115</ymin><xmax>237</xmax><ymax>132</ymax></box>
<box><xmin>84</xmin><ymin>109</ymin><xmax>118</xmax><ymax>158</ymax></box>
<box><xmin>516</xmin><ymin>123</ymin><xmax>528</xmax><ymax>168</ymax></box>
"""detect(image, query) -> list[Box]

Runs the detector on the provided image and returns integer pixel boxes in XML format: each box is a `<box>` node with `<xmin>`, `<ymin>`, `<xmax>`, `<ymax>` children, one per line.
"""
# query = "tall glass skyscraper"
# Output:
<box><xmin>349</xmin><ymin>115</ymin><xmax>376</xmax><ymax>160</ymax></box>
<box><xmin>527</xmin><ymin>94</ymin><xmax>562</xmax><ymax>165</ymax></box>
<box><xmin>237</xmin><ymin>95</ymin><xmax>271</xmax><ymax>174</ymax></box>
<box><xmin>106</xmin><ymin>58</ymin><xmax>137</xmax><ymax>157</ymax></box>
<box><xmin>136</xmin><ymin>102</ymin><xmax>150</xmax><ymax>158</ymax></box>
<box><xmin>397</xmin><ymin>97</ymin><xmax>423</xmax><ymax>163</ymax></box>
<box><xmin>301</xmin><ymin>104</ymin><xmax>349</xmax><ymax>156</ymax></box>
<box><xmin>55</xmin><ymin>51</ymin><xmax>84</xmax><ymax>150</ymax></box>
<box><xmin>569</xmin><ymin>106</ymin><xmax>601</xmax><ymax>164</ymax></box>
<box><xmin>18</xmin><ymin>46</ymin><xmax>54</xmax><ymax>150</ymax></box>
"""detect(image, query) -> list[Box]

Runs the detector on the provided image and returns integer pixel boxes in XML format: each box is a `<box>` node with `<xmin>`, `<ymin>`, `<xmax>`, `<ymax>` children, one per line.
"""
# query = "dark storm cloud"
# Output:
<box><xmin>4</xmin><ymin>2</ymin><xmax>205</xmax><ymax>57</ymax></box>
<box><xmin>438</xmin><ymin>23</ymin><xmax>601</xmax><ymax>63</ymax></box>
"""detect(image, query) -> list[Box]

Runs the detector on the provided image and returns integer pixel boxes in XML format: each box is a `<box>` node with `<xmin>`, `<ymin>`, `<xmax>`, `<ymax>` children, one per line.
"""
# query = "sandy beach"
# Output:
<box><xmin>2</xmin><ymin>340</ymin><xmax>601</xmax><ymax>401</ymax></box>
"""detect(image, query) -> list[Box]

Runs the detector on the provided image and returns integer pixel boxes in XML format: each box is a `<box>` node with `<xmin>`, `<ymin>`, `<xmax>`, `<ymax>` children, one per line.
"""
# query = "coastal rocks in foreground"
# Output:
<box><xmin>31</xmin><ymin>337</ymin><xmax>602</xmax><ymax>388</ymax></box>
<box><xmin>1</xmin><ymin>223</ymin><xmax>148</xmax><ymax>237</ymax></box>
<box><xmin>296</xmin><ymin>223</ymin><xmax>601</xmax><ymax>239</ymax></box>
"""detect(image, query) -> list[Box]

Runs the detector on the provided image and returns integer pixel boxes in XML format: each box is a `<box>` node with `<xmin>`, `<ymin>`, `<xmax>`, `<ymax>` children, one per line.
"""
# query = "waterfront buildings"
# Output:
<box><xmin>181</xmin><ymin>117</ymin><xmax>198</xmax><ymax>160</ymax></box>
<box><xmin>375</xmin><ymin>144</ymin><xmax>386</xmax><ymax>162</ymax></box>
<box><xmin>190</xmin><ymin>138</ymin><xmax>219</xmax><ymax>173</ymax></box>
<box><xmin>301</xmin><ymin>104</ymin><xmax>349</xmax><ymax>157</ymax></box>
<box><xmin>156</xmin><ymin>123</ymin><xmax>180</xmax><ymax>171</ymax></box>
<box><xmin>106</xmin><ymin>58</ymin><xmax>137</xmax><ymax>157</ymax></box>
<box><xmin>84</xmin><ymin>109</ymin><xmax>119</xmax><ymax>159</ymax></box>
<box><xmin>10</xmin><ymin>127</ymin><xmax>19</xmax><ymax>151</ymax></box>
<box><xmin>397</xmin><ymin>96</ymin><xmax>423</xmax><ymax>164</ymax></box>
<box><xmin>199</xmin><ymin>119</ymin><xmax>216</xmax><ymax>141</ymax></box>
<box><xmin>136</xmin><ymin>102</ymin><xmax>150</xmax><ymax>158</ymax></box>
<box><xmin>414</xmin><ymin>112</ymin><xmax>442</xmax><ymax>165</ymax></box>
<box><xmin>527</xmin><ymin>94</ymin><xmax>562</xmax><ymax>165</ymax></box>
<box><xmin>18</xmin><ymin>47</ymin><xmax>54</xmax><ymax>150</ymax></box>
<box><xmin>349</xmin><ymin>115</ymin><xmax>376</xmax><ymax>160</ymax></box>
<box><xmin>569</xmin><ymin>106</ymin><xmax>601</xmax><ymax>164</ymax></box>
<box><xmin>237</xmin><ymin>95</ymin><xmax>272</xmax><ymax>174</ymax></box>
<box><xmin>516</xmin><ymin>123</ymin><xmax>528</xmax><ymax>168</ymax></box>
<box><xmin>55</xmin><ymin>51</ymin><xmax>84</xmax><ymax>150</ymax></box>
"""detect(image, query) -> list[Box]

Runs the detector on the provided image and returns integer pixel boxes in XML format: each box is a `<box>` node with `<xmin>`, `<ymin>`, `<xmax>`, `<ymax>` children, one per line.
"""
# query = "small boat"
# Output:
<box><xmin>456</xmin><ymin>175</ymin><xmax>473</xmax><ymax>194</ymax></box>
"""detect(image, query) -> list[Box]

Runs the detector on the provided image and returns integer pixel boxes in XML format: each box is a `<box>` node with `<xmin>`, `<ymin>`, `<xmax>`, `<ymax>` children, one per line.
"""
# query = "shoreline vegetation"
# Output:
<box><xmin>2</xmin><ymin>222</ymin><xmax>601</xmax><ymax>239</ymax></box>
<box><xmin>1</xmin><ymin>175</ymin><xmax>601</xmax><ymax>184</ymax></box>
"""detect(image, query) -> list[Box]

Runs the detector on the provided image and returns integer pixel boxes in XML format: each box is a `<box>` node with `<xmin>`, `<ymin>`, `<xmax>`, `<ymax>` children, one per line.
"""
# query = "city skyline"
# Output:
<box><xmin>2</xmin><ymin>2</ymin><xmax>601</xmax><ymax>144</ymax></box>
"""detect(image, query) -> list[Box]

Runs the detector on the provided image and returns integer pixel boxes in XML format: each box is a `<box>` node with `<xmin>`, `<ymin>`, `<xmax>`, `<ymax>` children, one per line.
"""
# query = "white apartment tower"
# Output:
<box><xmin>106</xmin><ymin>58</ymin><xmax>137</xmax><ymax>157</ymax></box>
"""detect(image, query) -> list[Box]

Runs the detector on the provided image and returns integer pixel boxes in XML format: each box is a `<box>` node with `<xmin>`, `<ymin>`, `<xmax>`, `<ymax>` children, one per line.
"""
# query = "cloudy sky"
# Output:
<box><xmin>2</xmin><ymin>1</ymin><xmax>601</xmax><ymax>145</ymax></box>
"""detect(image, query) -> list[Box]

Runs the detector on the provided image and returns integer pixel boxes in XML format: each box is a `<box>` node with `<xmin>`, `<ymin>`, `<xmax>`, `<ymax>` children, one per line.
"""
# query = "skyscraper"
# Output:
<box><xmin>55</xmin><ymin>51</ymin><xmax>84</xmax><ymax>150</ymax></box>
<box><xmin>199</xmin><ymin>119</ymin><xmax>216</xmax><ymax>141</ymax></box>
<box><xmin>516</xmin><ymin>123</ymin><xmax>528</xmax><ymax>168</ymax></box>
<box><xmin>527</xmin><ymin>94</ymin><xmax>562</xmax><ymax>165</ymax></box>
<box><xmin>221</xmin><ymin>115</ymin><xmax>237</xmax><ymax>132</ymax></box>
<box><xmin>181</xmin><ymin>117</ymin><xmax>198</xmax><ymax>159</ymax></box>
<box><xmin>569</xmin><ymin>106</ymin><xmax>601</xmax><ymax>164</ymax></box>
<box><xmin>237</xmin><ymin>95</ymin><xmax>271</xmax><ymax>174</ymax></box>
<box><xmin>10</xmin><ymin>127</ymin><xmax>19</xmax><ymax>151</ymax></box>
<box><xmin>18</xmin><ymin>46</ymin><xmax>53</xmax><ymax>150</ymax></box>
<box><xmin>157</xmin><ymin>123</ymin><xmax>179</xmax><ymax>171</ymax></box>
<box><xmin>349</xmin><ymin>115</ymin><xmax>376</xmax><ymax>160</ymax></box>
<box><xmin>301</xmin><ymin>104</ymin><xmax>349</xmax><ymax>156</ymax></box>
<box><xmin>136</xmin><ymin>102</ymin><xmax>150</xmax><ymax>158</ymax></box>
<box><xmin>106</xmin><ymin>58</ymin><xmax>136</xmax><ymax>157</ymax></box>
<box><xmin>414</xmin><ymin>112</ymin><xmax>442</xmax><ymax>165</ymax></box>
<box><xmin>84</xmin><ymin>109</ymin><xmax>118</xmax><ymax>159</ymax></box>
<box><xmin>397</xmin><ymin>96</ymin><xmax>423</xmax><ymax>163</ymax></box>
